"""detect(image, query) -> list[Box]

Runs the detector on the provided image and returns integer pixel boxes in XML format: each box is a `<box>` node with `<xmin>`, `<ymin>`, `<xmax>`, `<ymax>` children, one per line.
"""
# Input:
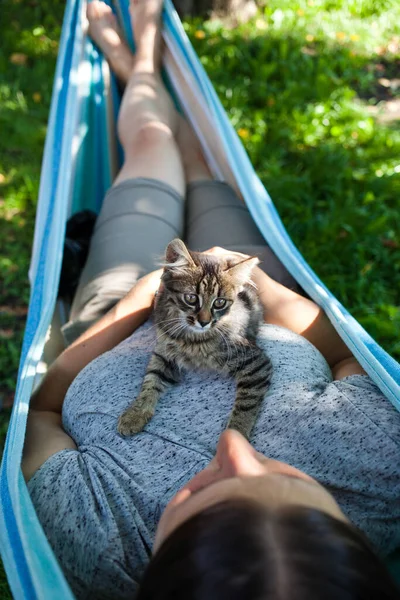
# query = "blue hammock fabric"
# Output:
<box><xmin>0</xmin><ymin>0</ymin><xmax>399</xmax><ymax>597</ymax></box>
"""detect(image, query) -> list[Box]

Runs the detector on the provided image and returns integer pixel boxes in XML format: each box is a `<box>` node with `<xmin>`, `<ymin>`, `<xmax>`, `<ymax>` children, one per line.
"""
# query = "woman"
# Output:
<box><xmin>22</xmin><ymin>1</ymin><xmax>400</xmax><ymax>598</ymax></box>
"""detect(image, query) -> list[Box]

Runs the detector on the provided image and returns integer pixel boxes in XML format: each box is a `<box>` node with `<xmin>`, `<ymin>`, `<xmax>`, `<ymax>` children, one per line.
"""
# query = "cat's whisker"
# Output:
<box><xmin>247</xmin><ymin>278</ymin><xmax>258</xmax><ymax>290</ymax></box>
<box><xmin>156</xmin><ymin>326</ymin><xmax>178</xmax><ymax>341</ymax></box>
<box><xmin>218</xmin><ymin>324</ymin><xmax>235</xmax><ymax>363</ymax></box>
<box><xmin>218</xmin><ymin>325</ymin><xmax>248</xmax><ymax>376</ymax></box>
<box><xmin>146</xmin><ymin>317</ymin><xmax>183</xmax><ymax>334</ymax></box>
<box><xmin>216</xmin><ymin>328</ymin><xmax>232</xmax><ymax>367</ymax></box>
<box><xmin>159</xmin><ymin>322</ymin><xmax>187</xmax><ymax>341</ymax></box>
<box><xmin>157</xmin><ymin>317</ymin><xmax>184</xmax><ymax>325</ymax></box>
<box><xmin>157</xmin><ymin>318</ymin><xmax>185</xmax><ymax>329</ymax></box>
<box><xmin>156</xmin><ymin>328</ymin><xmax>177</xmax><ymax>341</ymax></box>
<box><xmin>219</xmin><ymin>334</ymin><xmax>230</xmax><ymax>366</ymax></box>
<box><xmin>155</xmin><ymin>318</ymin><xmax>187</xmax><ymax>338</ymax></box>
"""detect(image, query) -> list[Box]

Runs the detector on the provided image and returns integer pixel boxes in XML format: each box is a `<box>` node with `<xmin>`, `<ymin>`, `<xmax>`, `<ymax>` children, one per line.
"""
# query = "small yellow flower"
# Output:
<box><xmin>361</xmin><ymin>262</ymin><xmax>373</xmax><ymax>276</ymax></box>
<box><xmin>0</xmin><ymin>174</ymin><xmax>6</xmax><ymax>184</ymax></box>
<box><xmin>32</xmin><ymin>92</ymin><xmax>42</xmax><ymax>103</ymax></box>
<box><xmin>237</xmin><ymin>128</ymin><xmax>250</xmax><ymax>139</ymax></box>
<box><xmin>194</xmin><ymin>30</ymin><xmax>206</xmax><ymax>40</ymax></box>
<box><xmin>307</xmin><ymin>0</ymin><xmax>314</xmax><ymax>5</ymax></box>
<box><xmin>10</xmin><ymin>52</ymin><xmax>27</xmax><ymax>65</ymax></box>
<box><xmin>297</xmin><ymin>9</ymin><xmax>305</xmax><ymax>16</ymax></box>
<box><xmin>351</xmin><ymin>131</ymin><xmax>359</xmax><ymax>139</ymax></box>
<box><xmin>305</xmin><ymin>34</ymin><xmax>315</xmax><ymax>42</ymax></box>
<box><xmin>335</xmin><ymin>32</ymin><xmax>346</xmax><ymax>41</ymax></box>
<box><xmin>350</xmin><ymin>34</ymin><xmax>360</xmax><ymax>42</ymax></box>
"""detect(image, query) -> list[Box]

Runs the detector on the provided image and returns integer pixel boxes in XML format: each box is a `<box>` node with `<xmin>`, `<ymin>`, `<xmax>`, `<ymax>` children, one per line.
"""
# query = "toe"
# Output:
<box><xmin>87</xmin><ymin>0</ymin><xmax>112</xmax><ymax>21</ymax></box>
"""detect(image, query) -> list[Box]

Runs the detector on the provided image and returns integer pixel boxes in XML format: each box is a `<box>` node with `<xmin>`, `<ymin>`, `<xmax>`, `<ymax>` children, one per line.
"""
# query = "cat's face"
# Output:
<box><xmin>157</xmin><ymin>239</ymin><xmax>258</xmax><ymax>337</ymax></box>
<box><xmin>163</xmin><ymin>259</ymin><xmax>236</xmax><ymax>334</ymax></box>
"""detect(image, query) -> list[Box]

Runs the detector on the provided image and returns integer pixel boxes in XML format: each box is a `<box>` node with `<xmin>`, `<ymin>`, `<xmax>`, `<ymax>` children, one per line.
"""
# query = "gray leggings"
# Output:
<box><xmin>62</xmin><ymin>178</ymin><xmax>298</xmax><ymax>345</ymax></box>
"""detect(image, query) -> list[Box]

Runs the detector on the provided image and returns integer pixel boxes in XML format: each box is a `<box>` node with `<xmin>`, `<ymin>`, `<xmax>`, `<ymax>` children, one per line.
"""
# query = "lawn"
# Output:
<box><xmin>0</xmin><ymin>0</ymin><xmax>399</xmax><ymax>595</ymax></box>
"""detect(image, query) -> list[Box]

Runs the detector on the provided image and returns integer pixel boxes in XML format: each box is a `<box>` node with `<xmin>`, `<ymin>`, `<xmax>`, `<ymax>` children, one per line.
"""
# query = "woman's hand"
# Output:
<box><xmin>203</xmin><ymin>246</ymin><xmax>250</xmax><ymax>260</ymax></box>
<box><xmin>203</xmin><ymin>246</ymin><xmax>268</xmax><ymax>293</ymax></box>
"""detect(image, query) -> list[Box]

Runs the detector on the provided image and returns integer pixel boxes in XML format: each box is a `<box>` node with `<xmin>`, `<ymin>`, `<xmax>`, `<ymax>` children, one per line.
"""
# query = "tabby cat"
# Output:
<box><xmin>117</xmin><ymin>239</ymin><xmax>272</xmax><ymax>439</ymax></box>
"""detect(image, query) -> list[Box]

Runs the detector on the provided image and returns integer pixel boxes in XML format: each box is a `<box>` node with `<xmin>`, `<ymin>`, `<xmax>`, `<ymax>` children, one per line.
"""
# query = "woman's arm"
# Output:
<box><xmin>31</xmin><ymin>269</ymin><xmax>163</xmax><ymax>414</ymax></box>
<box><xmin>251</xmin><ymin>266</ymin><xmax>366</xmax><ymax>379</ymax></box>
<box><xmin>22</xmin><ymin>269</ymin><xmax>162</xmax><ymax>482</ymax></box>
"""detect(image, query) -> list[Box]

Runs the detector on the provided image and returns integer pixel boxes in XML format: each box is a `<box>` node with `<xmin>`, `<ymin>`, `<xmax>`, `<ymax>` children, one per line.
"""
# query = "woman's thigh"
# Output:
<box><xmin>184</xmin><ymin>180</ymin><xmax>299</xmax><ymax>291</ymax></box>
<box><xmin>62</xmin><ymin>177</ymin><xmax>184</xmax><ymax>345</ymax></box>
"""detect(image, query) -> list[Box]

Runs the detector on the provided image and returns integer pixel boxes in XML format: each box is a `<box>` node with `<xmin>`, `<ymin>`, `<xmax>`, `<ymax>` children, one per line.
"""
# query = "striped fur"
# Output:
<box><xmin>118</xmin><ymin>239</ymin><xmax>272</xmax><ymax>439</ymax></box>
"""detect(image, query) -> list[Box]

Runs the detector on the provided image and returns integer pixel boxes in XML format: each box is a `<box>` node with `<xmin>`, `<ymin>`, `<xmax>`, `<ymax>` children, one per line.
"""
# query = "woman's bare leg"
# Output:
<box><xmin>175</xmin><ymin>116</ymin><xmax>213</xmax><ymax>183</ymax></box>
<box><xmin>87</xmin><ymin>0</ymin><xmax>214</xmax><ymax>190</ymax></box>
<box><xmin>87</xmin><ymin>0</ymin><xmax>184</xmax><ymax>195</ymax></box>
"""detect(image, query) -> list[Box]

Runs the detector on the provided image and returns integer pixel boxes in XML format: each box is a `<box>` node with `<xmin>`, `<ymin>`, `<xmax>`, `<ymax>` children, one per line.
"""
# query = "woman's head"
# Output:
<box><xmin>137</xmin><ymin>430</ymin><xmax>399</xmax><ymax>599</ymax></box>
<box><xmin>138</xmin><ymin>500</ymin><xmax>398</xmax><ymax>599</ymax></box>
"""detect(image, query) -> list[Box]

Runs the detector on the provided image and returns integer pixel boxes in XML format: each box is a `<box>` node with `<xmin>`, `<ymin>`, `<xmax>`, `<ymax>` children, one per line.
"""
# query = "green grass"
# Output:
<box><xmin>0</xmin><ymin>0</ymin><xmax>399</xmax><ymax>595</ymax></box>
<box><xmin>186</xmin><ymin>0</ymin><xmax>400</xmax><ymax>357</ymax></box>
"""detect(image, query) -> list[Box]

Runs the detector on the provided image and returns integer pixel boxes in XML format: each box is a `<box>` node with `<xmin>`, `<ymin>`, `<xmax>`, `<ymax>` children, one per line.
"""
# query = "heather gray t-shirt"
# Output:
<box><xmin>28</xmin><ymin>323</ymin><xmax>400</xmax><ymax>599</ymax></box>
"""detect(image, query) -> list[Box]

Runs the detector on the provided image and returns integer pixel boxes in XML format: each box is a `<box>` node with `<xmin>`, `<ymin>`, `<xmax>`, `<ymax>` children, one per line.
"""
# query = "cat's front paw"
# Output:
<box><xmin>117</xmin><ymin>405</ymin><xmax>154</xmax><ymax>436</ymax></box>
<box><xmin>226</xmin><ymin>415</ymin><xmax>253</xmax><ymax>441</ymax></box>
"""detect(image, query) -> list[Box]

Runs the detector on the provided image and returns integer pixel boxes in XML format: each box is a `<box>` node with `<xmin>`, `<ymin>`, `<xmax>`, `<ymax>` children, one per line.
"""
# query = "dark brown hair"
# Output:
<box><xmin>136</xmin><ymin>499</ymin><xmax>399</xmax><ymax>599</ymax></box>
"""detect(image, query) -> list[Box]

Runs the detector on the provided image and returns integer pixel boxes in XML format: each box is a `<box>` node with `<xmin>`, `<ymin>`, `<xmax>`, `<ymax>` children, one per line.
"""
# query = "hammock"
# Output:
<box><xmin>0</xmin><ymin>0</ymin><xmax>399</xmax><ymax>597</ymax></box>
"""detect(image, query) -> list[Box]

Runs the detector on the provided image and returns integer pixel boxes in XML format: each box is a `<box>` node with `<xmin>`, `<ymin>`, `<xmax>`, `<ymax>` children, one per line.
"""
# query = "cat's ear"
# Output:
<box><xmin>225</xmin><ymin>256</ymin><xmax>259</xmax><ymax>284</ymax></box>
<box><xmin>165</xmin><ymin>239</ymin><xmax>196</xmax><ymax>270</ymax></box>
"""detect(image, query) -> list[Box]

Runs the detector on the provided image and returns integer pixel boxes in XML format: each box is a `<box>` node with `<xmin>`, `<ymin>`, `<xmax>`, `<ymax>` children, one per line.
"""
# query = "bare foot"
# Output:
<box><xmin>87</xmin><ymin>1</ymin><xmax>134</xmax><ymax>84</ymax></box>
<box><xmin>129</xmin><ymin>0</ymin><xmax>164</xmax><ymax>72</ymax></box>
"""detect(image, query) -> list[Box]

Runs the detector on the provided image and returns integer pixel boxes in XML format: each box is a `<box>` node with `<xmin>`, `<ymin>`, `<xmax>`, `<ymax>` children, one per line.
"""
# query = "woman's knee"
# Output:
<box><xmin>118</xmin><ymin>119</ymin><xmax>175</xmax><ymax>157</ymax></box>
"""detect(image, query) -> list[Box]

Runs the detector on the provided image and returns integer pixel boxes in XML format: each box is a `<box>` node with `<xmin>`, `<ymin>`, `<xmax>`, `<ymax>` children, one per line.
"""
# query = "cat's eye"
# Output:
<box><xmin>184</xmin><ymin>293</ymin><xmax>198</xmax><ymax>306</ymax></box>
<box><xmin>213</xmin><ymin>298</ymin><xmax>227</xmax><ymax>309</ymax></box>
